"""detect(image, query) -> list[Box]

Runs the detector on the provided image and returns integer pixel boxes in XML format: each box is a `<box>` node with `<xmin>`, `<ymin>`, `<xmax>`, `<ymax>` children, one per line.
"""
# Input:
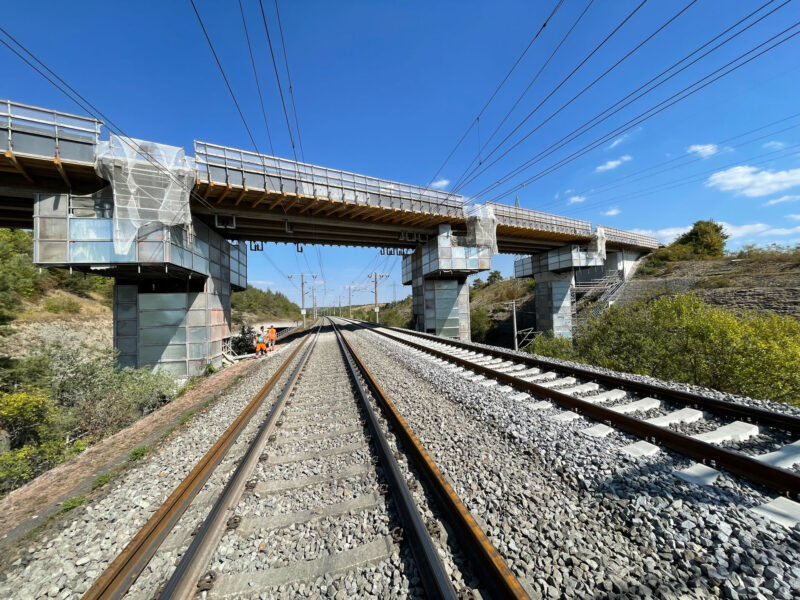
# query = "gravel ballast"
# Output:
<box><xmin>345</xmin><ymin>324</ymin><xmax>800</xmax><ymax>600</ymax></box>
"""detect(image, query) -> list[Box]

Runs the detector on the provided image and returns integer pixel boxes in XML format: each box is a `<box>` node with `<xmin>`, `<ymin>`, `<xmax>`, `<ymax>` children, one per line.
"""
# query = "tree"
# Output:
<box><xmin>486</xmin><ymin>270</ymin><xmax>503</xmax><ymax>285</ymax></box>
<box><xmin>471</xmin><ymin>277</ymin><xmax>484</xmax><ymax>290</ymax></box>
<box><xmin>673</xmin><ymin>219</ymin><xmax>728</xmax><ymax>258</ymax></box>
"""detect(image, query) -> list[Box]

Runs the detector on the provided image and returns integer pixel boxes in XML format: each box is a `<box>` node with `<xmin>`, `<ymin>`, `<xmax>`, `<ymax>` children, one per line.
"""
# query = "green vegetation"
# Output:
<box><xmin>733</xmin><ymin>243</ymin><xmax>800</xmax><ymax>262</ymax></box>
<box><xmin>58</xmin><ymin>495</ymin><xmax>86</xmax><ymax>513</ymax></box>
<box><xmin>486</xmin><ymin>270</ymin><xmax>504</xmax><ymax>286</ymax></box>
<box><xmin>352</xmin><ymin>297</ymin><xmax>413</xmax><ymax>328</ymax></box>
<box><xmin>43</xmin><ymin>296</ymin><xmax>82</xmax><ymax>314</ymax></box>
<box><xmin>470</xmin><ymin>306</ymin><xmax>491</xmax><ymax>342</ymax></box>
<box><xmin>0</xmin><ymin>229</ymin><xmax>112</xmax><ymax>327</ymax></box>
<box><xmin>127</xmin><ymin>445</ymin><xmax>150</xmax><ymax>462</ymax></box>
<box><xmin>91</xmin><ymin>472</ymin><xmax>114</xmax><ymax>490</ymax></box>
<box><xmin>638</xmin><ymin>220</ymin><xmax>728</xmax><ymax>277</ymax></box>
<box><xmin>0</xmin><ymin>348</ymin><xmax>176</xmax><ymax>496</ymax></box>
<box><xmin>231</xmin><ymin>285</ymin><xmax>300</xmax><ymax>323</ymax></box>
<box><xmin>527</xmin><ymin>293</ymin><xmax>800</xmax><ymax>406</ymax></box>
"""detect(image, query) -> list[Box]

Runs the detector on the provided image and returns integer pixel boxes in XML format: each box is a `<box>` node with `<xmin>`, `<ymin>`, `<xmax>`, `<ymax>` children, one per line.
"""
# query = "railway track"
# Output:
<box><xmin>84</xmin><ymin>322</ymin><xmax>527</xmax><ymax>600</ymax></box>
<box><xmin>342</xmin><ymin>319</ymin><xmax>800</xmax><ymax>526</ymax></box>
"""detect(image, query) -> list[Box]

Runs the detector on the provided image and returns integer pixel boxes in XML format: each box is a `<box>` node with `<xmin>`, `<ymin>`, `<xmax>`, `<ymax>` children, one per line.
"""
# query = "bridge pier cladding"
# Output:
<box><xmin>514</xmin><ymin>229</ymin><xmax>654</xmax><ymax>338</ymax></box>
<box><xmin>402</xmin><ymin>212</ymin><xmax>495</xmax><ymax>341</ymax></box>
<box><xmin>30</xmin><ymin>142</ymin><xmax>248</xmax><ymax>379</ymax></box>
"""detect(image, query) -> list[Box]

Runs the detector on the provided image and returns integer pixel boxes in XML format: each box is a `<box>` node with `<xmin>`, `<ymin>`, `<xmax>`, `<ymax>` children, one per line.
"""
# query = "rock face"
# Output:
<box><xmin>0</xmin><ymin>315</ymin><xmax>113</xmax><ymax>359</ymax></box>
<box><xmin>608</xmin><ymin>257</ymin><xmax>800</xmax><ymax>319</ymax></box>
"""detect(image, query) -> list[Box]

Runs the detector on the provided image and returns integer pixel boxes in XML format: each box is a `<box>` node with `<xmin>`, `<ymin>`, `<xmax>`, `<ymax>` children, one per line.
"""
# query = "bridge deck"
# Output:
<box><xmin>0</xmin><ymin>100</ymin><xmax>660</xmax><ymax>252</ymax></box>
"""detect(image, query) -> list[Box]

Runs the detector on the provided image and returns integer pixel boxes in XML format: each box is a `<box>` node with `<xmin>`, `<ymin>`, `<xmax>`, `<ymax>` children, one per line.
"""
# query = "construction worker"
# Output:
<box><xmin>267</xmin><ymin>325</ymin><xmax>277</xmax><ymax>352</ymax></box>
<box><xmin>254</xmin><ymin>326</ymin><xmax>267</xmax><ymax>357</ymax></box>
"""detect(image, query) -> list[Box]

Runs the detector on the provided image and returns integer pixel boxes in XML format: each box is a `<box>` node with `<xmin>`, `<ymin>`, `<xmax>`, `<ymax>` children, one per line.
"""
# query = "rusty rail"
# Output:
<box><xmin>82</xmin><ymin>331</ymin><xmax>313</xmax><ymax>600</ymax></box>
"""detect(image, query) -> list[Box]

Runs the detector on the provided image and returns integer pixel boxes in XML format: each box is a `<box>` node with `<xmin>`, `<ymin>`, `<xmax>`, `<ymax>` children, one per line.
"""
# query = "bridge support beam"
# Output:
<box><xmin>402</xmin><ymin>224</ymin><xmax>492</xmax><ymax>341</ymax></box>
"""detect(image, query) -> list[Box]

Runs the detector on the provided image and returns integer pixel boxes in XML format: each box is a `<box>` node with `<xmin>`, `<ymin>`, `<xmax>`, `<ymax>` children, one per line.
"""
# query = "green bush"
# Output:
<box><xmin>0</xmin><ymin>391</ymin><xmax>54</xmax><ymax>448</ymax></box>
<box><xmin>525</xmin><ymin>334</ymin><xmax>575</xmax><ymax>361</ymax></box>
<box><xmin>127</xmin><ymin>445</ymin><xmax>150</xmax><ymax>462</ymax></box>
<box><xmin>0</xmin><ymin>439</ymin><xmax>85</xmax><ymax>496</ymax></box>
<box><xmin>44</xmin><ymin>296</ymin><xmax>82</xmax><ymax>314</ymax></box>
<box><xmin>470</xmin><ymin>306</ymin><xmax>491</xmax><ymax>342</ymax></box>
<box><xmin>558</xmin><ymin>294</ymin><xmax>800</xmax><ymax>406</ymax></box>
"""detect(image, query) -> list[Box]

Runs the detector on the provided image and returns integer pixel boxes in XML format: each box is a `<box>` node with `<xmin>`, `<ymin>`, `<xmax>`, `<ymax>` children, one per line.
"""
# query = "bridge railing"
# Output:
<box><xmin>0</xmin><ymin>99</ymin><xmax>101</xmax><ymax>163</ymax></box>
<box><xmin>194</xmin><ymin>141</ymin><xmax>464</xmax><ymax>216</ymax></box>
<box><xmin>600</xmin><ymin>226</ymin><xmax>660</xmax><ymax>249</ymax></box>
<box><xmin>486</xmin><ymin>201</ymin><xmax>593</xmax><ymax>236</ymax></box>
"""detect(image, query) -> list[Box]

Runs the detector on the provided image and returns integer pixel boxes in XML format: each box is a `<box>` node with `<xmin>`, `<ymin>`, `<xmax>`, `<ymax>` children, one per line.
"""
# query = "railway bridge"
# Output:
<box><xmin>0</xmin><ymin>99</ymin><xmax>659</xmax><ymax>376</ymax></box>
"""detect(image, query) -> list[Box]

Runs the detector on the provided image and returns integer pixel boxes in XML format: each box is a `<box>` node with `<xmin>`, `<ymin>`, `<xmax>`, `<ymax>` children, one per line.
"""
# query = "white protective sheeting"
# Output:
<box><xmin>588</xmin><ymin>225</ymin><xmax>608</xmax><ymax>261</ymax></box>
<box><xmin>464</xmin><ymin>203</ymin><xmax>498</xmax><ymax>254</ymax></box>
<box><xmin>95</xmin><ymin>135</ymin><xmax>194</xmax><ymax>254</ymax></box>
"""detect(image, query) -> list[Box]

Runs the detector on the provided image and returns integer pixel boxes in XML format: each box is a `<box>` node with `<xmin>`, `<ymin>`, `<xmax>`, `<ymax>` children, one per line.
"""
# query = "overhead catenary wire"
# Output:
<box><xmin>454</xmin><ymin>0</ymin><xmax>701</xmax><ymax>195</ymax></box>
<box><xmin>447</xmin><ymin>0</ymin><xmax>595</xmax><ymax>194</ymax></box>
<box><xmin>425</xmin><ymin>0</ymin><xmax>566</xmax><ymax>190</ymax></box>
<box><xmin>481</xmin><ymin>19</ymin><xmax>800</xmax><ymax>205</ymax></box>
<box><xmin>273</xmin><ymin>0</ymin><xmax>305</xmax><ymax>163</ymax></box>
<box><xmin>257</xmin><ymin>0</ymin><xmax>299</xmax><ymax>163</ymax></box>
<box><xmin>466</xmin><ymin>0</ymin><xmax>786</xmax><ymax>202</ymax></box>
<box><xmin>0</xmin><ymin>26</ymin><xmax>217</xmax><ymax>220</ymax></box>
<box><xmin>238</xmin><ymin>0</ymin><xmax>276</xmax><ymax>156</ymax></box>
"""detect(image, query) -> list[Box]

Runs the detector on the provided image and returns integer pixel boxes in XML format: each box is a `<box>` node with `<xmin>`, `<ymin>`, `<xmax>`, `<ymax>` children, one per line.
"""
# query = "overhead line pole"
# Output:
<box><xmin>369</xmin><ymin>272</ymin><xmax>389</xmax><ymax>324</ymax></box>
<box><xmin>288</xmin><ymin>273</ymin><xmax>316</xmax><ymax>328</ymax></box>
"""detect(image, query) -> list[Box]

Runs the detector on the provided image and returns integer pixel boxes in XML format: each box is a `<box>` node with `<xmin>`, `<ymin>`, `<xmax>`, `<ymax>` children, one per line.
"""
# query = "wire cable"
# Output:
<box><xmin>425</xmin><ymin>0</ymin><xmax>565</xmax><ymax>189</ymax></box>
<box><xmin>257</xmin><ymin>0</ymin><xmax>298</xmax><ymax>163</ymax></box>
<box><xmin>238</xmin><ymin>0</ymin><xmax>276</xmax><ymax>156</ymax></box>
<box><xmin>274</xmin><ymin>0</ymin><xmax>305</xmax><ymax>163</ymax></box>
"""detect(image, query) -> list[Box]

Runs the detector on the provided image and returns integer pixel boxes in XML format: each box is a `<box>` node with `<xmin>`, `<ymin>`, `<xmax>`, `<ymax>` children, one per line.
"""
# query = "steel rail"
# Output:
<box><xmin>158</xmin><ymin>326</ymin><xmax>323</xmax><ymax>599</ymax></box>
<box><xmin>82</xmin><ymin>329</ymin><xmax>314</xmax><ymax>600</ymax></box>
<box><xmin>329</xmin><ymin>320</ymin><xmax>459</xmax><ymax>600</ymax></box>
<box><xmin>348</xmin><ymin>321</ymin><xmax>800</xmax><ymax>499</ymax></box>
<box><xmin>334</xmin><ymin>321</ymin><xmax>531</xmax><ymax>599</ymax></box>
<box><xmin>358</xmin><ymin>321</ymin><xmax>800</xmax><ymax>436</ymax></box>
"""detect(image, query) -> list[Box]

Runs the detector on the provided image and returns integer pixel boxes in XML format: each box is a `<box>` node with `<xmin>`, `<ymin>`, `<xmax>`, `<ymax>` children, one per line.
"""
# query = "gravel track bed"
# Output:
<box><xmin>273</xmin><ymin>430</ymin><xmax>366</xmax><ymax>457</ymax></box>
<box><xmin>210</xmin><ymin>506</ymin><xmax>392</xmax><ymax>571</ymax></box>
<box><xmin>347</xmin><ymin>326</ymin><xmax>800</xmax><ymax>600</ymax></box>
<box><xmin>391</xmin><ymin>328</ymin><xmax>800</xmax><ymax>419</ymax></box>
<box><xmin>0</xmin><ymin>337</ymin><xmax>308</xmax><ymax>600</ymax></box>
<box><xmin>263</xmin><ymin>447</ymin><xmax>373</xmax><ymax>481</ymax></box>
<box><xmin>205</xmin><ymin>332</ymin><xmax>421</xmax><ymax>598</ymax></box>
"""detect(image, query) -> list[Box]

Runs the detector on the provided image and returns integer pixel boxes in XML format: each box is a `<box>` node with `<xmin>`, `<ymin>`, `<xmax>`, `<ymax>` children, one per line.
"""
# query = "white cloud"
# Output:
<box><xmin>765</xmin><ymin>195</ymin><xmax>800</xmax><ymax>206</ymax></box>
<box><xmin>720</xmin><ymin>222</ymin><xmax>770</xmax><ymax>238</ymax></box>
<box><xmin>760</xmin><ymin>226</ymin><xmax>800</xmax><ymax>236</ymax></box>
<box><xmin>706</xmin><ymin>166</ymin><xmax>800</xmax><ymax>197</ymax></box>
<box><xmin>631</xmin><ymin>226</ymin><xmax>691</xmax><ymax>243</ymax></box>
<box><xmin>608</xmin><ymin>135</ymin><xmax>627</xmax><ymax>149</ymax></box>
<box><xmin>250</xmin><ymin>280</ymin><xmax>275</xmax><ymax>287</ymax></box>
<box><xmin>632</xmin><ymin>221</ymin><xmax>770</xmax><ymax>243</ymax></box>
<box><xmin>687</xmin><ymin>143</ymin><xmax>719</xmax><ymax>159</ymax></box>
<box><xmin>567</xmin><ymin>195</ymin><xmax>586</xmax><ymax>204</ymax></box>
<box><xmin>564</xmin><ymin>189</ymin><xmax>574</xmax><ymax>194</ymax></box>
<box><xmin>763</xmin><ymin>140</ymin><xmax>786</xmax><ymax>151</ymax></box>
<box><xmin>787</xmin><ymin>214</ymin><xmax>800</xmax><ymax>220</ymax></box>
<box><xmin>595</xmin><ymin>155</ymin><xmax>632</xmax><ymax>172</ymax></box>
<box><xmin>430</xmin><ymin>178</ymin><xmax>450</xmax><ymax>190</ymax></box>
<box><xmin>602</xmin><ymin>207</ymin><xmax>620</xmax><ymax>216</ymax></box>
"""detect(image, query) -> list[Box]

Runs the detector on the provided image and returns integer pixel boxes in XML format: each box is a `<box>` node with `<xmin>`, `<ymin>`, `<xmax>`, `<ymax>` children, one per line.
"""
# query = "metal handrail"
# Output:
<box><xmin>194</xmin><ymin>140</ymin><xmax>464</xmax><ymax>207</ymax></box>
<box><xmin>1</xmin><ymin>99</ymin><xmax>102</xmax><ymax>137</ymax></box>
<box><xmin>486</xmin><ymin>201</ymin><xmax>593</xmax><ymax>234</ymax></box>
<box><xmin>600</xmin><ymin>225</ymin><xmax>660</xmax><ymax>249</ymax></box>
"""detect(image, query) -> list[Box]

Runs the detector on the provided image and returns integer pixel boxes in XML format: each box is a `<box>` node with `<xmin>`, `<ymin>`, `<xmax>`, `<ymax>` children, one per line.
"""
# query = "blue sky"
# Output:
<box><xmin>4</xmin><ymin>0</ymin><xmax>800</xmax><ymax>306</ymax></box>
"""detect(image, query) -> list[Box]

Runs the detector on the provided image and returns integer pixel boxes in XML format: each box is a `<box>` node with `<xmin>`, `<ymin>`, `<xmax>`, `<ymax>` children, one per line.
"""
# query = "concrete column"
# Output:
<box><xmin>533</xmin><ymin>271</ymin><xmax>574</xmax><ymax>338</ymax></box>
<box><xmin>402</xmin><ymin>224</ymin><xmax>491</xmax><ymax>342</ymax></box>
<box><xmin>112</xmin><ymin>276</ymin><xmax>232</xmax><ymax>378</ymax></box>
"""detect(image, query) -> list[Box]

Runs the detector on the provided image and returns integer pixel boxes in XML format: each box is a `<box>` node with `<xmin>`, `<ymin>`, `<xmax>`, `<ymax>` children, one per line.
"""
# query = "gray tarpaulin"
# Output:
<box><xmin>464</xmin><ymin>204</ymin><xmax>498</xmax><ymax>254</ymax></box>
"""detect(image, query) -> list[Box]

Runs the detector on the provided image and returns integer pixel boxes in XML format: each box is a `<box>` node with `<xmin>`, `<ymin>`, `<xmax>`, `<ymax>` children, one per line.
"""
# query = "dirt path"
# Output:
<box><xmin>0</xmin><ymin>358</ymin><xmax>258</xmax><ymax>547</ymax></box>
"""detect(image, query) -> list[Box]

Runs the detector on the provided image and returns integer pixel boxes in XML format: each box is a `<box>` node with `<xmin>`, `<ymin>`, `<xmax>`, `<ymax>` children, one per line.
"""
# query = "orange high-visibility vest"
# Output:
<box><xmin>267</xmin><ymin>328</ymin><xmax>277</xmax><ymax>340</ymax></box>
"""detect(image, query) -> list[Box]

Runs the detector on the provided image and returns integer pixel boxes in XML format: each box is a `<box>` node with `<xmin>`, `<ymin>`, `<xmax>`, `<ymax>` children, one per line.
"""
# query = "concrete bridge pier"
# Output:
<box><xmin>402</xmin><ymin>224</ymin><xmax>492</xmax><ymax>341</ymax></box>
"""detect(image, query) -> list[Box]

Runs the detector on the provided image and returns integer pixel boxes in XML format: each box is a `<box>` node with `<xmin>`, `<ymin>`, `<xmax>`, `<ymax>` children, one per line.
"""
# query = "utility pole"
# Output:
<box><xmin>393</xmin><ymin>282</ymin><xmax>397</xmax><ymax>304</ymax></box>
<box><xmin>369</xmin><ymin>272</ymin><xmax>389</xmax><ymax>324</ymax></box>
<box><xmin>344</xmin><ymin>284</ymin><xmax>364</xmax><ymax>319</ymax></box>
<box><xmin>338</xmin><ymin>296</ymin><xmax>342</xmax><ymax>317</ymax></box>
<box><xmin>288</xmin><ymin>273</ymin><xmax>316</xmax><ymax>328</ymax></box>
<box><xmin>502</xmin><ymin>300</ymin><xmax>519</xmax><ymax>351</ymax></box>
